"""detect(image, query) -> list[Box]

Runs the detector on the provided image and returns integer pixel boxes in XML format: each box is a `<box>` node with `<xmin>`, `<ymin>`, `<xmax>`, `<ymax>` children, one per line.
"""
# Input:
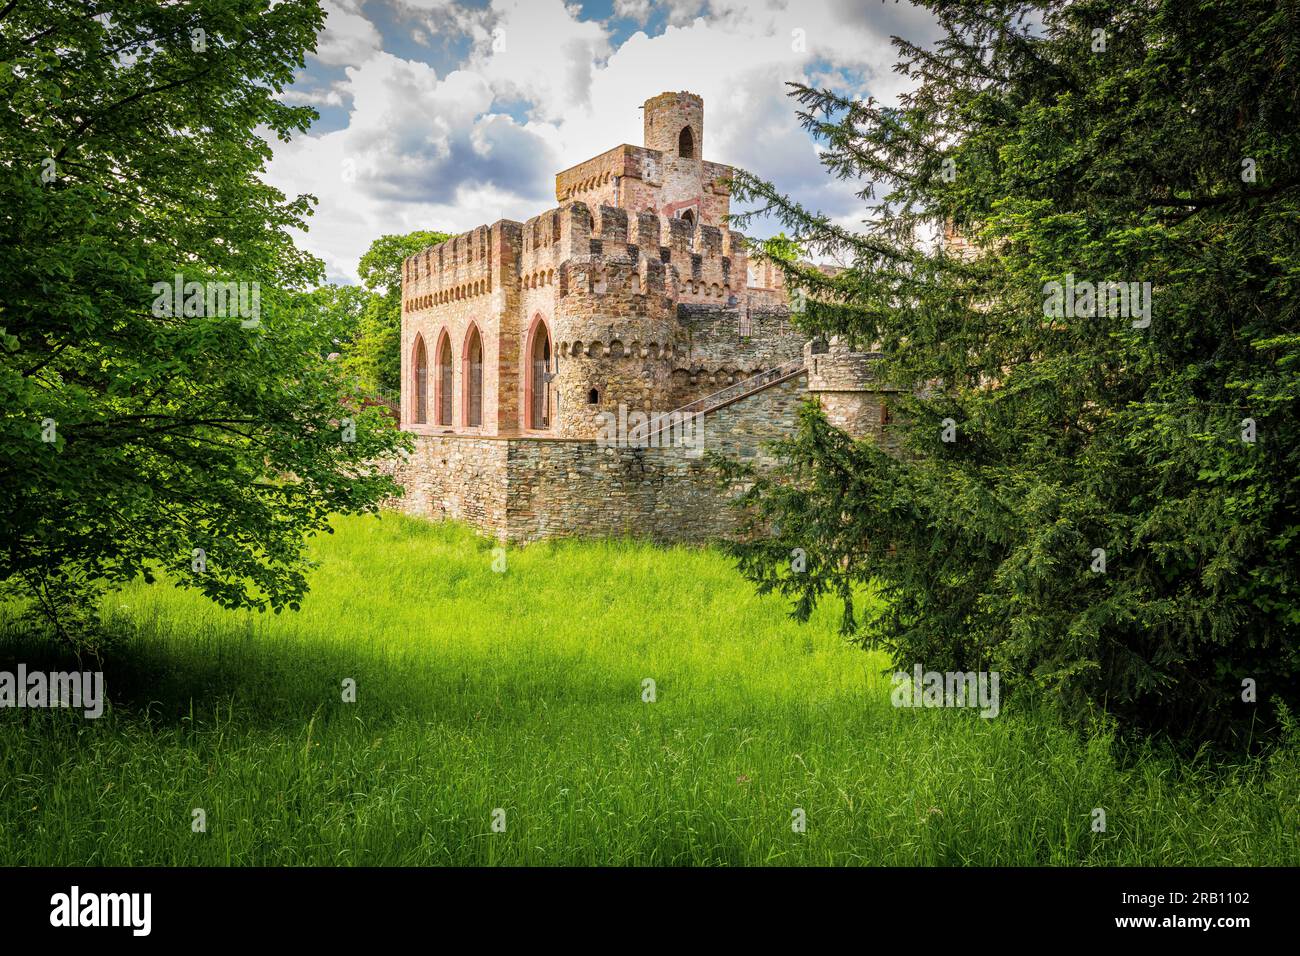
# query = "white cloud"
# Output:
<box><xmin>267</xmin><ymin>0</ymin><xmax>940</xmax><ymax>283</ymax></box>
<box><xmin>395</xmin><ymin>0</ymin><xmax>458</xmax><ymax>10</ymax></box>
<box><xmin>313</xmin><ymin>0</ymin><xmax>382</xmax><ymax>67</ymax></box>
<box><xmin>612</xmin><ymin>0</ymin><xmax>652</xmax><ymax>24</ymax></box>
<box><xmin>663</xmin><ymin>0</ymin><xmax>708</xmax><ymax>26</ymax></box>
<box><xmin>468</xmin><ymin>0</ymin><xmax>612</xmax><ymax>122</ymax></box>
<box><xmin>266</xmin><ymin>51</ymin><xmax>558</xmax><ymax>283</ymax></box>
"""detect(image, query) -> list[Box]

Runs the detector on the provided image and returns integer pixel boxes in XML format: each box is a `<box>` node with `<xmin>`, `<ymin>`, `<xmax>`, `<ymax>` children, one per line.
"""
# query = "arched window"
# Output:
<box><xmin>587</xmin><ymin>388</ymin><xmax>600</xmax><ymax>405</ymax></box>
<box><xmin>411</xmin><ymin>335</ymin><xmax>428</xmax><ymax>424</ymax></box>
<box><xmin>678</xmin><ymin>126</ymin><xmax>695</xmax><ymax>159</ymax></box>
<box><xmin>526</xmin><ymin>317</ymin><xmax>553</xmax><ymax>430</ymax></box>
<box><xmin>436</xmin><ymin>330</ymin><xmax>453</xmax><ymax>426</ymax></box>
<box><xmin>463</xmin><ymin>325</ymin><xmax>483</xmax><ymax>428</ymax></box>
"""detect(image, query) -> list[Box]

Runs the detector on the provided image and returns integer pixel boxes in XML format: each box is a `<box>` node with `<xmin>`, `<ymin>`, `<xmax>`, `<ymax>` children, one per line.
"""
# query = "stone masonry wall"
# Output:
<box><xmin>385</xmin><ymin>436</ymin><xmax>509</xmax><ymax>537</ymax></box>
<box><xmin>669</xmin><ymin>305</ymin><xmax>804</xmax><ymax>407</ymax></box>
<box><xmin>503</xmin><ymin>371</ymin><xmax>806</xmax><ymax>542</ymax></box>
<box><xmin>386</xmin><ymin>371</ymin><xmax>808</xmax><ymax>544</ymax></box>
<box><xmin>701</xmin><ymin>373</ymin><xmax>807</xmax><ymax>465</ymax></box>
<box><xmin>805</xmin><ymin>340</ymin><xmax>898</xmax><ymax>447</ymax></box>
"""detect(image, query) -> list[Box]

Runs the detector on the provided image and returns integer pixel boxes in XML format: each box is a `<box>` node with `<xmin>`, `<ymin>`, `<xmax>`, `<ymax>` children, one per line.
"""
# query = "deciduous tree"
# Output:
<box><xmin>0</xmin><ymin>0</ymin><xmax>408</xmax><ymax>643</ymax></box>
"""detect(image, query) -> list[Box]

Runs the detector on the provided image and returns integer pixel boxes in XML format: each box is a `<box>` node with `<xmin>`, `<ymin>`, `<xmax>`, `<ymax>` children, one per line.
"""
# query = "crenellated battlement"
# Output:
<box><xmin>401</xmin><ymin>196</ymin><xmax>764</xmax><ymax>318</ymax></box>
<box><xmin>538</xmin><ymin>201</ymin><xmax>749</xmax><ymax>304</ymax></box>
<box><xmin>555</xmin><ymin>145</ymin><xmax>632</xmax><ymax>205</ymax></box>
<box><xmin>401</xmin><ymin>221</ymin><xmax>522</xmax><ymax>314</ymax></box>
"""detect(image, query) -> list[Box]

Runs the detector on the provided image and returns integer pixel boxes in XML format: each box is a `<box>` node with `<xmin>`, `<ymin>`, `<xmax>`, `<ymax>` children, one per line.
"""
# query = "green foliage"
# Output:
<box><xmin>759</xmin><ymin>231</ymin><xmax>803</xmax><ymax>263</ymax></box>
<box><xmin>725</xmin><ymin>0</ymin><xmax>1300</xmax><ymax>742</ymax></box>
<box><xmin>304</xmin><ymin>283</ymin><xmax>370</xmax><ymax>355</ymax></box>
<box><xmin>343</xmin><ymin>230</ymin><xmax>451</xmax><ymax>393</ymax></box>
<box><xmin>0</xmin><ymin>0</ymin><xmax>409</xmax><ymax>645</ymax></box>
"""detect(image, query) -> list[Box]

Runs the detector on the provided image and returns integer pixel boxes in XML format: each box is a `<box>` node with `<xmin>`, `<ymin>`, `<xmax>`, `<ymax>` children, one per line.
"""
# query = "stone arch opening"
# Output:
<box><xmin>435</xmin><ymin>329</ymin><xmax>453</xmax><ymax>427</ymax></box>
<box><xmin>463</xmin><ymin>324</ymin><xmax>483</xmax><ymax>428</ymax></box>
<box><xmin>411</xmin><ymin>334</ymin><xmax>429</xmax><ymax>424</ymax></box>
<box><xmin>526</xmin><ymin>316</ymin><xmax>553</xmax><ymax>431</ymax></box>
<box><xmin>678</xmin><ymin>126</ymin><xmax>695</xmax><ymax>159</ymax></box>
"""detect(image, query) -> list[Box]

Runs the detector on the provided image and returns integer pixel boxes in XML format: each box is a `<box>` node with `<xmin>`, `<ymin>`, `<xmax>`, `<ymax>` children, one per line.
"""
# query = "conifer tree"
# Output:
<box><xmin>724</xmin><ymin>0</ymin><xmax>1300</xmax><ymax>741</ymax></box>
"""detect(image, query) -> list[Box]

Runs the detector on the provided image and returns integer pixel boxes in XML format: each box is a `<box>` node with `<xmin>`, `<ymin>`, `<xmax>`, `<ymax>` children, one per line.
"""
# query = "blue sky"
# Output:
<box><xmin>263</xmin><ymin>0</ymin><xmax>942</xmax><ymax>284</ymax></box>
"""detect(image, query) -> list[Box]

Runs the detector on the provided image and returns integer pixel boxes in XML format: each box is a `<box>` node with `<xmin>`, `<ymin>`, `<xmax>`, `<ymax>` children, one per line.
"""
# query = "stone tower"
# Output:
<box><xmin>552</xmin><ymin>203</ymin><xmax>679</xmax><ymax>439</ymax></box>
<box><xmin>643</xmin><ymin>91</ymin><xmax>703</xmax><ymax>160</ymax></box>
<box><xmin>804</xmin><ymin>338</ymin><xmax>896</xmax><ymax>445</ymax></box>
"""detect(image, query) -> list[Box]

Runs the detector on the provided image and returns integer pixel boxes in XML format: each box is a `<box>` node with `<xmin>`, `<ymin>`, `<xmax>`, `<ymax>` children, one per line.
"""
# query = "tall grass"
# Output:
<box><xmin>0</xmin><ymin>513</ymin><xmax>1295</xmax><ymax>865</ymax></box>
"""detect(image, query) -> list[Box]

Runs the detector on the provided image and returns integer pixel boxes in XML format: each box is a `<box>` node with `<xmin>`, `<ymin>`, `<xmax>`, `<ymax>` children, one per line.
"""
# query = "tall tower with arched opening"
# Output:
<box><xmin>642</xmin><ymin>91</ymin><xmax>703</xmax><ymax>160</ymax></box>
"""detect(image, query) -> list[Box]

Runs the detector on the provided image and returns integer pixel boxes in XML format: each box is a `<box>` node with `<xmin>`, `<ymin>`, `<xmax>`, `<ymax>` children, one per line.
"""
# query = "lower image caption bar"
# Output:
<box><xmin>0</xmin><ymin>867</ymin><xmax>1279</xmax><ymax>939</ymax></box>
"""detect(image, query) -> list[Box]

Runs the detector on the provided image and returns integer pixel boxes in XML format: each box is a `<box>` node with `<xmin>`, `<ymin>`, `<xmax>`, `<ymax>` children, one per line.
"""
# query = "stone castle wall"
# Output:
<box><xmin>401</xmin><ymin>221</ymin><xmax>524</xmax><ymax>435</ymax></box>
<box><xmin>386</xmin><ymin>436</ymin><xmax>509</xmax><ymax>530</ymax></box>
<box><xmin>386</xmin><ymin>372</ymin><xmax>809</xmax><ymax>543</ymax></box>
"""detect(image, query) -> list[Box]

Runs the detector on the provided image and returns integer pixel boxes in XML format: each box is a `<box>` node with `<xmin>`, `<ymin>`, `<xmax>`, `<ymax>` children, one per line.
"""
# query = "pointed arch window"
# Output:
<box><xmin>464</xmin><ymin>325</ymin><xmax>483</xmax><ymax>428</ymax></box>
<box><xmin>412</xmin><ymin>335</ymin><xmax>428</xmax><ymax>424</ymax></box>
<box><xmin>527</xmin><ymin>317</ymin><xmax>553</xmax><ymax>430</ymax></box>
<box><xmin>436</xmin><ymin>330</ymin><xmax>453</xmax><ymax>426</ymax></box>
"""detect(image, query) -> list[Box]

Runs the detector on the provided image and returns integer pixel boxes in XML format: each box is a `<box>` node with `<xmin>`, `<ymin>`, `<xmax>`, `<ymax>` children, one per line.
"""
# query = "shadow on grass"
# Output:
<box><xmin>0</xmin><ymin>615</ymin><xmax>688</xmax><ymax>735</ymax></box>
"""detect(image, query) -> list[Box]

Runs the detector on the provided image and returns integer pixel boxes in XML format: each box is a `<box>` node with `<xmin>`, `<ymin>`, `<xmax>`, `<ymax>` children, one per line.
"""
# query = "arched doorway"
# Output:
<box><xmin>411</xmin><ymin>335</ymin><xmax>428</xmax><ymax>424</ymax></box>
<box><xmin>527</xmin><ymin>317</ymin><xmax>552</xmax><ymax>430</ymax></box>
<box><xmin>680</xmin><ymin>208</ymin><xmax>696</xmax><ymax>250</ymax></box>
<box><xmin>435</xmin><ymin>330</ymin><xmax>453</xmax><ymax>426</ymax></box>
<box><xmin>463</xmin><ymin>324</ymin><xmax>483</xmax><ymax>428</ymax></box>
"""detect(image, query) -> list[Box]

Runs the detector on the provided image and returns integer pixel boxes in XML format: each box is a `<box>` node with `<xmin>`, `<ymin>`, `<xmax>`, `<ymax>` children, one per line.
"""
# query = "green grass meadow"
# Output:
<box><xmin>1</xmin><ymin>513</ymin><xmax>1296</xmax><ymax>865</ymax></box>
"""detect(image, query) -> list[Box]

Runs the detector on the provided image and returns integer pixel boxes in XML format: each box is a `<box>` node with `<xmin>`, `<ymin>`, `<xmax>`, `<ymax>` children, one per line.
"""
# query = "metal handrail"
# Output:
<box><xmin>634</xmin><ymin>357</ymin><xmax>807</xmax><ymax>441</ymax></box>
<box><xmin>674</xmin><ymin>357</ymin><xmax>806</xmax><ymax>416</ymax></box>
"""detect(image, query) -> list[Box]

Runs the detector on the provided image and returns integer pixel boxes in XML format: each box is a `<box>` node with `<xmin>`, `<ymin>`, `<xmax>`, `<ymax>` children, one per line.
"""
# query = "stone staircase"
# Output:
<box><xmin>634</xmin><ymin>356</ymin><xmax>806</xmax><ymax>441</ymax></box>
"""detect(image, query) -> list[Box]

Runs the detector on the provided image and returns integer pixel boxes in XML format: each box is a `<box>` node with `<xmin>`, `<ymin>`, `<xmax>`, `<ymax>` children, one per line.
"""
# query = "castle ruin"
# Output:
<box><xmin>392</xmin><ymin>92</ymin><xmax>888</xmax><ymax>542</ymax></box>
